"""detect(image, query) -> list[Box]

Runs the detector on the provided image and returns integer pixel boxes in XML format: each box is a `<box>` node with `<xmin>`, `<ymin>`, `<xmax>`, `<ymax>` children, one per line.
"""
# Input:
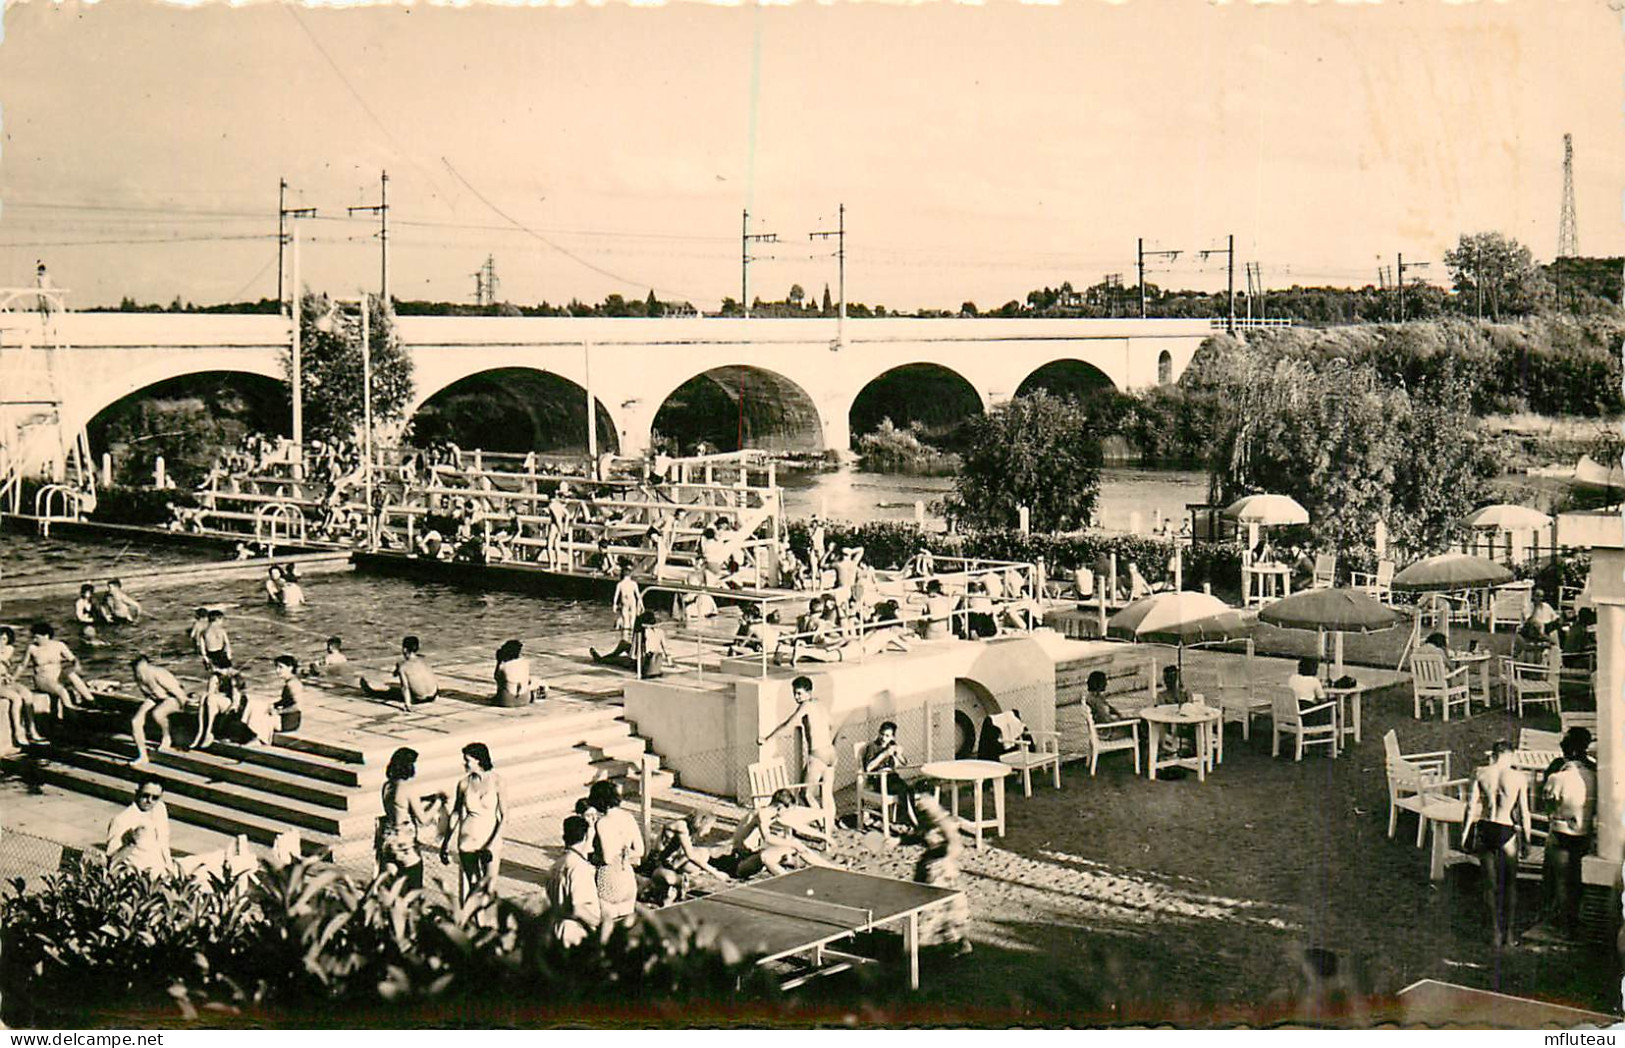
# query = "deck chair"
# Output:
<box><xmin>989</xmin><ymin>710</ymin><xmax>1061</xmax><ymax>797</ymax></box>
<box><xmin>1487</xmin><ymin>584</ymin><xmax>1533</xmax><ymax>634</ymax></box>
<box><xmin>1350</xmin><ymin>560</ymin><xmax>1395</xmax><ymax>604</ymax></box>
<box><xmin>851</xmin><ymin>740</ymin><xmax>906</xmax><ymax>837</ymax></box>
<box><xmin>1310</xmin><ymin>554</ymin><xmax>1337</xmax><ymax>590</ymax></box>
<box><xmin>1517</xmin><ymin>727</ymin><xmax>1563</xmax><ymax>752</ymax></box>
<box><xmin>746</xmin><ymin>757</ymin><xmax>831</xmax><ymax>832</ymax></box>
<box><xmin>1502</xmin><ymin>657</ymin><xmax>1561</xmax><ymax>719</ymax></box>
<box><xmin>1411</xmin><ymin>651</ymin><xmax>1471</xmax><ymax>721</ymax></box>
<box><xmin>1270</xmin><ymin>689</ymin><xmax>1338</xmax><ymax>761</ymax></box>
<box><xmin>1080</xmin><ymin>701</ymin><xmax>1140</xmax><ymax>777</ymax></box>
<box><xmin>1559</xmin><ymin>710</ymin><xmax>1599</xmax><ymax>736</ymax></box>
<box><xmin>1383</xmin><ymin>730</ymin><xmax>1469</xmax><ymax>847</ymax></box>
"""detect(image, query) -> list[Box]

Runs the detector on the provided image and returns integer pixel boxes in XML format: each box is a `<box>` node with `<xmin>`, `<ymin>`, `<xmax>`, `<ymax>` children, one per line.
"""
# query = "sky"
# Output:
<box><xmin>1</xmin><ymin>0</ymin><xmax>1621</xmax><ymax>312</ymax></box>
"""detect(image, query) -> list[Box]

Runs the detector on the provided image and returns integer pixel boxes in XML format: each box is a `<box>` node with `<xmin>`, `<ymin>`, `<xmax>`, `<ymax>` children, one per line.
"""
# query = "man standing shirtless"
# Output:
<box><xmin>129</xmin><ymin>653</ymin><xmax>189</xmax><ymax>763</ymax></box>
<box><xmin>759</xmin><ymin>675</ymin><xmax>837</xmax><ymax>828</ymax></box>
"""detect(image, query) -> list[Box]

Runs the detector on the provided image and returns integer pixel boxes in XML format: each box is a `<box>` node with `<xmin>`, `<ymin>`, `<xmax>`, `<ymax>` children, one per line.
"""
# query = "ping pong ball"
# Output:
<box><xmin>806</xmin><ymin>889</ymin><xmax>815</xmax><ymax>896</ymax></box>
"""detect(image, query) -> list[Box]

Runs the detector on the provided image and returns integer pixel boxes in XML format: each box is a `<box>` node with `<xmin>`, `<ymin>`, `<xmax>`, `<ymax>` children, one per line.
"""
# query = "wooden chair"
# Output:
<box><xmin>1270</xmin><ymin>689</ymin><xmax>1338</xmax><ymax>761</ymax></box>
<box><xmin>1079</xmin><ymin>701</ymin><xmax>1140</xmax><ymax>777</ymax></box>
<box><xmin>1203</xmin><ymin>660</ymin><xmax>1271</xmax><ymax>742</ymax></box>
<box><xmin>1487</xmin><ymin>584</ymin><xmax>1532</xmax><ymax>634</ymax></box>
<box><xmin>1411</xmin><ymin>651</ymin><xmax>1471</xmax><ymax>721</ymax></box>
<box><xmin>851</xmin><ymin>740</ymin><xmax>906</xmax><ymax>837</ymax></box>
<box><xmin>989</xmin><ymin>710</ymin><xmax>1061</xmax><ymax>797</ymax></box>
<box><xmin>1502</xmin><ymin>657</ymin><xmax>1561</xmax><ymax>719</ymax></box>
<box><xmin>1559</xmin><ymin>710</ymin><xmax>1599</xmax><ymax>736</ymax></box>
<box><xmin>746</xmin><ymin>757</ymin><xmax>831</xmax><ymax>831</ymax></box>
<box><xmin>1383</xmin><ymin>729</ymin><xmax>1468</xmax><ymax>846</ymax></box>
<box><xmin>1310</xmin><ymin>554</ymin><xmax>1337</xmax><ymax>590</ymax></box>
<box><xmin>1350</xmin><ymin>560</ymin><xmax>1395</xmax><ymax>604</ymax></box>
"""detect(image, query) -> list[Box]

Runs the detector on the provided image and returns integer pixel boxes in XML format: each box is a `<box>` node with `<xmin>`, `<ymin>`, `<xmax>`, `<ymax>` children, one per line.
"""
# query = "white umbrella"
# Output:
<box><xmin>1222</xmin><ymin>494</ymin><xmax>1311</xmax><ymax>527</ymax></box>
<box><xmin>1457</xmin><ymin>504</ymin><xmax>1552</xmax><ymax>532</ymax></box>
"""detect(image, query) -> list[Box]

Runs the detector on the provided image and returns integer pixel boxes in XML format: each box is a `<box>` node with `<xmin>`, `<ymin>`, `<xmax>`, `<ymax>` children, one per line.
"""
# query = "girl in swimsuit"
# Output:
<box><xmin>442</xmin><ymin>742</ymin><xmax>504</xmax><ymax>912</ymax></box>
<box><xmin>1462</xmin><ymin>740</ymin><xmax>1533</xmax><ymax>947</ymax></box>
<box><xmin>377</xmin><ymin>747</ymin><xmax>432</xmax><ymax>890</ymax></box>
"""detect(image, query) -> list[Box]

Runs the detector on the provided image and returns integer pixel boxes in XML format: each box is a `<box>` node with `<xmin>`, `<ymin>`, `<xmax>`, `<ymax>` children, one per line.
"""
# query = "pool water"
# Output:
<box><xmin>0</xmin><ymin>570</ymin><xmax>612</xmax><ymax>683</ymax></box>
<box><xmin>0</xmin><ymin>530</ymin><xmax>220</xmax><ymax>587</ymax></box>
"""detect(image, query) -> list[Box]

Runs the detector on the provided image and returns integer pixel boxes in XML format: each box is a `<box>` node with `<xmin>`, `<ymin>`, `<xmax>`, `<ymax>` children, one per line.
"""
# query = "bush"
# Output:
<box><xmin>89</xmin><ymin>486</ymin><xmax>195</xmax><ymax>527</ymax></box>
<box><xmin>855</xmin><ymin>419</ymin><xmax>961</xmax><ymax>476</ymax></box>
<box><xmin>2</xmin><ymin>856</ymin><xmax>775</xmax><ymax>1028</ymax></box>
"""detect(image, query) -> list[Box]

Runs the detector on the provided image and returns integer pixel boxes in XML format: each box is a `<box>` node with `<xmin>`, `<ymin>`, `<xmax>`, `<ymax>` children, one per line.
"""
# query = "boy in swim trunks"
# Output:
<box><xmin>197</xmin><ymin>610</ymin><xmax>232</xmax><ymax>671</ymax></box>
<box><xmin>759</xmin><ymin>675</ymin><xmax>837</xmax><ymax>829</ymax></box>
<box><xmin>129</xmin><ymin>653</ymin><xmax>189</xmax><ymax>763</ymax></box>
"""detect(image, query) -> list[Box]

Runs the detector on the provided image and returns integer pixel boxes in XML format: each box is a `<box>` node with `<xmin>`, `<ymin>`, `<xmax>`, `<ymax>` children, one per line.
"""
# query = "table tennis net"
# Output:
<box><xmin>710</xmin><ymin>885</ymin><xmax>876</xmax><ymax>930</ymax></box>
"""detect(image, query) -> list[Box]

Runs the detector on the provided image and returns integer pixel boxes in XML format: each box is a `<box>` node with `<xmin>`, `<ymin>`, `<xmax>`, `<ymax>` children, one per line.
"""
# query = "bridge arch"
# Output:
<box><xmin>407</xmin><ymin>366</ymin><xmax>620</xmax><ymax>455</ymax></box>
<box><xmin>83</xmin><ymin>368</ymin><xmax>290</xmax><ymax>487</ymax></box>
<box><xmin>1014</xmin><ymin>358</ymin><xmax>1118</xmax><ymax>401</ymax></box>
<box><xmin>651</xmin><ymin>364</ymin><xmax>824</xmax><ymax>455</ymax></box>
<box><xmin>847</xmin><ymin>362</ymin><xmax>985</xmax><ymax>450</ymax></box>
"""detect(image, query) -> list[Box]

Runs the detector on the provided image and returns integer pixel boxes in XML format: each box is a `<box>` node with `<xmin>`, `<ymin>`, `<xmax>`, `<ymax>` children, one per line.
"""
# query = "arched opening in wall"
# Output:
<box><xmin>407</xmin><ymin>368</ymin><xmax>619</xmax><ymax>456</ymax></box>
<box><xmin>848</xmin><ymin>363</ymin><xmax>983</xmax><ymax>454</ymax></box>
<box><xmin>1157</xmin><ymin>350</ymin><xmax>1173</xmax><ymax>386</ymax></box>
<box><xmin>1014</xmin><ymin>359</ymin><xmax>1117</xmax><ymax>402</ymax></box>
<box><xmin>651</xmin><ymin>365</ymin><xmax>823</xmax><ymax>455</ymax></box>
<box><xmin>952</xmin><ymin>678</ymin><xmax>1001</xmax><ymax>759</ymax></box>
<box><xmin>86</xmin><ymin>371</ymin><xmax>289</xmax><ymax>488</ymax></box>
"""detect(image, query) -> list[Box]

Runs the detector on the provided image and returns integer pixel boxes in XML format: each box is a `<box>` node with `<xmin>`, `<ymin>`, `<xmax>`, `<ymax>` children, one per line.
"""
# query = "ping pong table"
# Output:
<box><xmin>653</xmin><ymin>867</ymin><xmax>963</xmax><ymax>990</ymax></box>
<box><xmin>1390</xmin><ymin>979</ymin><xmax>1619</xmax><ymax>1029</ymax></box>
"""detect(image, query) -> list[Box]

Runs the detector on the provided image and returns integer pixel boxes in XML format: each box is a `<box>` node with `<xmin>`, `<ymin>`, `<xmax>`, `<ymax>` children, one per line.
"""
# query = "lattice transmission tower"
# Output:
<box><xmin>1558</xmin><ymin>133</ymin><xmax>1579</xmax><ymax>258</ymax></box>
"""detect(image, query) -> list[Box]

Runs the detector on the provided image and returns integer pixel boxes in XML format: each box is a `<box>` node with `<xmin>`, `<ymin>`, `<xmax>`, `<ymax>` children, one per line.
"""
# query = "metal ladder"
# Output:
<box><xmin>0</xmin><ymin>287</ymin><xmax>94</xmax><ymax>523</ymax></box>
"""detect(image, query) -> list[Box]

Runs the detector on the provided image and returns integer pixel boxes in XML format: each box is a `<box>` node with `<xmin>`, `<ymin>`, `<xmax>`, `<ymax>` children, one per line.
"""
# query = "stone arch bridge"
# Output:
<box><xmin>2</xmin><ymin>312</ymin><xmax>1215</xmax><ymax>470</ymax></box>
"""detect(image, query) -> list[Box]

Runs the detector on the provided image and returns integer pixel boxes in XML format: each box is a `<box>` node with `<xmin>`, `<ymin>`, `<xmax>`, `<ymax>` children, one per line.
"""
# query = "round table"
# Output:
<box><xmin>919</xmin><ymin>759</ymin><xmax>1013</xmax><ymax>850</ymax></box>
<box><xmin>1324</xmin><ymin>684</ymin><xmax>1361</xmax><ymax>753</ymax></box>
<box><xmin>1140</xmin><ymin>703</ymin><xmax>1222</xmax><ymax>782</ymax></box>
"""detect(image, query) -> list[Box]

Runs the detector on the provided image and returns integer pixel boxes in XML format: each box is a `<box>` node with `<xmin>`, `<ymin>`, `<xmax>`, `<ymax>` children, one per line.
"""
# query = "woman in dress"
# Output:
<box><xmin>913</xmin><ymin>794</ymin><xmax>972</xmax><ymax>956</ymax></box>
<box><xmin>377</xmin><ymin>746</ymin><xmax>432</xmax><ymax>890</ymax></box>
<box><xmin>441</xmin><ymin>742</ymin><xmax>505</xmax><ymax>910</ymax></box>
<box><xmin>1462</xmin><ymin>740</ymin><xmax>1533</xmax><ymax>947</ymax></box>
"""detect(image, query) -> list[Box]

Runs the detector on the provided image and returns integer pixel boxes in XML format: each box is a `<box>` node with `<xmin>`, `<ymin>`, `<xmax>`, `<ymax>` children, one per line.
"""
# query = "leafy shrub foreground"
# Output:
<box><xmin>1</xmin><ymin>857</ymin><xmax>776</xmax><ymax>1028</ymax></box>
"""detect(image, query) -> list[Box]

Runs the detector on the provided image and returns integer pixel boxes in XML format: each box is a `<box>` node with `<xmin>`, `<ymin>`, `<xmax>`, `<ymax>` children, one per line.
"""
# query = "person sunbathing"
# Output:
<box><xmin>641</xmin><ymin>811</ymin><xmax>730</xmax><ymax>905</ymax></box>
<box><xmin>717</xmin><ymin>790</ymin><xmax>839</xmax><ymax>878</ymax></box>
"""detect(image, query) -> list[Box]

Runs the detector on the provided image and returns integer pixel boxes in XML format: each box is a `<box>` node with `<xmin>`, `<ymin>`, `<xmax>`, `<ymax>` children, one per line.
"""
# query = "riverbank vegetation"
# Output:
<box><xmin>855</xmin><ymin>418</ymin><xmax>960</xmax><ymax>475</ymax></box>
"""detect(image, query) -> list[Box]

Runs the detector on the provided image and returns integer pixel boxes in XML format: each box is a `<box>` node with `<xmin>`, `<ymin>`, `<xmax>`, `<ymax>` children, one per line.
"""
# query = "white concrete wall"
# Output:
<box><xmin>625</xmin><ymin>632</ymin><xmax>1088</xmax><ymax>804</ymax></box>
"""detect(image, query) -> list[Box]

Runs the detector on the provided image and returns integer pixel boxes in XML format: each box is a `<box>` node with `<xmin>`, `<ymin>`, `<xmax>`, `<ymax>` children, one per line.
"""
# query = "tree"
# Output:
<box><xmin>822</xmin><ymin>284</ymin><xmax>833</xmax><ymax>315</ymax></box>
<box><xmin>960</xmin><ymin>301</ymin><xmax>978</xmax><ymax>317</ymax></box>
<box><xmin>1443</xmin><ymin>232</ymin><xmax>1553</xmax><ymax>320</ymax></box>
<box><xmin>946</xmin><ymin>391</ymin><xmax>1103</xmax><ymax>531</ymax></box>
<box><xmin>287</xmin><ymin>291</ymin><xmax>415</xmax><ymax>448</ymax></box>
<box><xmin>788</xmin><ymin>284</ymin><xmax>805</xmax><ymax>309</ymax></box>
<box><xmin>645</xmin><ymin>289</ymin><xmax>662</xmax><ymax>317</ymax></box>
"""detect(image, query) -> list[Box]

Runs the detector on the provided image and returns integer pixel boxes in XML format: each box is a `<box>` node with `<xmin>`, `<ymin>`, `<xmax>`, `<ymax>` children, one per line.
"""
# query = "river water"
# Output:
<box><xmin>778</xmin><ymin>464</ymin><xmax>1211</xmax><ymax>533</ymax></box>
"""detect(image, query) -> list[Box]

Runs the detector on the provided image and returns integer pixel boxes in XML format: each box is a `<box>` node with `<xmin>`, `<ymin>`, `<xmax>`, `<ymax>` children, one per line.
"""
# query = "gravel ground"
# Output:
<box><xmin>782</xmin><ymin>678</ymin><xmax>1619</xmax><ymax>1028</ymax></box>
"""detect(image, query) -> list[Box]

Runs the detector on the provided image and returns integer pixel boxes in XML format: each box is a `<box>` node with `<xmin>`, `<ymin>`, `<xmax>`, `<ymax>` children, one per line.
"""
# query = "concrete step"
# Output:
<box><xmin>274</xmin><ymin>701</ymin><xmax>630</xmax><ymax>765</ymax></box>
<box><xmin>25</xmin><ymin>746</ymin><xmax>376</xmax><ymax>838</ymax></box>
<box><xmin>0</xmin><ymin>755</ymin><xmax>342</xmax><ymax>853</ymax></box>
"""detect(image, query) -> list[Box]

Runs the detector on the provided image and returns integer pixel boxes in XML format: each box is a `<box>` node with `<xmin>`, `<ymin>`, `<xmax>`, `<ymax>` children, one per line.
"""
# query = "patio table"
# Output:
<box><xmin>1140</xmin><ymin>703</ymin><xmax>1221</xmax><ymax>782</ymax></box>
<box><xmin>1418</xmin><ymin>797</ymin><xmax>1474</xmax><ymax>881</ymax></box>
<box><xmin>918</xmin><ymin>759</ymin><xmax>1012</xmax><ymax>850</ymax></box>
